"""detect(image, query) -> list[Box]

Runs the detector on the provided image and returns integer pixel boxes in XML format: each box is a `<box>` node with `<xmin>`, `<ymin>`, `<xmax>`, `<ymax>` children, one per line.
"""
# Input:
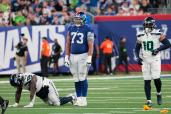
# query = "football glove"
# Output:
<box><xmin>152</xmin><ymin>49</ymin><xmax>159</xmax><ymax>56</ymax></box>
<box><xmin>86</xmin><ymin>56</ymin><xmax>92</xmax><ymax>67</ymax></box>
<box><xmin>137</xmin><ymin>58</ymin><xmax>143</xmax><ymax>65</ymax></box>
<box><xmin>64</xmin><ymin>55</ymin><xmax>70</xmax><ymax>67</ymax></box>
<box><xmin>9</xmin><ymin>103</ymin><xmax>19</xmax><ymax>107</ymax></box>
<box><xmin>24</xmin><ymin>102</ymin><xmax>34</xmax><ymax>108</ymax></box>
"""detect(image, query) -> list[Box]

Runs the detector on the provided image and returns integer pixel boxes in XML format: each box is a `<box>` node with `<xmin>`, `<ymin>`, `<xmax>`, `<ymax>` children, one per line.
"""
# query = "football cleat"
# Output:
<box><xmin>74</xmin><ymin>97</ymin><xmax>82</xmax><ymax>106</ymax></box>
<box><xmin>157</xmin><ymin>94</ymin><xmax>162</xmax><ymax>105</ymax></box>
<box><xmin>1</xmin><ymin>100</ymin><xmax>9</xmax><ymax>114</ymax></box>
<box><xmin>145</xmin><ymin>101</ymin><xmax>152</xmax><ymax>107</ymax></box>
<box><xmin>74</xmin><ymin>97</ymin><xmax>87</xmax><ymax>107</ymax></box>
<box><xmin>69</xmin><ymin>93</ymin><xmax>77</xmax><ymax>105</ymax></box>
<box><xmin>143</xmin><ymin>105</ymin><xmax>152</xmax><ymax>110</ymax></box>
<box><xmin>160</xmin><ymin>108</ymin><xmax>169</xmax><ymax>114</ymax></box>
<box><xmin>80</xmin><ymin>97</ymin><xmax>87</xmax><ymax>107</ymax></box>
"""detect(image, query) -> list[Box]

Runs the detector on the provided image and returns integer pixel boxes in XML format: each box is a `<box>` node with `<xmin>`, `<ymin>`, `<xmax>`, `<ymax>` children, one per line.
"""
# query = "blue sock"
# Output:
<box><xmin>75</xmin><ymin>82</ymin><xmax>81</xmax><ymax>97</ymax></box>
<box><xmin>80</xmin><ymin>79</ymin><xmax>88</xmax><ymax>97</ymax></box>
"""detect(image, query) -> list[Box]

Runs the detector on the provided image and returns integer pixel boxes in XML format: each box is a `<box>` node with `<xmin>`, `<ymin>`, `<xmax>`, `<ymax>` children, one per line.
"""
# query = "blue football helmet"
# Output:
<box><xmin>9</xmin><ymin>73</ymin><xmax>22</xmax><ymax>87</ymax></box>
<box><xmin>74</xmin><ymin>12</ymin><xmax>86</xmax><ymax>25</ymax></box>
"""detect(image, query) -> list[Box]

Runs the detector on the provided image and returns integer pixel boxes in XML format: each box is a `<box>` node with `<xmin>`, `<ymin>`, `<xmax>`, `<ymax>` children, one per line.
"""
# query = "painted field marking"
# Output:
<box><xmin>0</xmin><ymin>74</ymin><xmax>170</xmax><ymax>84</ymax></box>
<box><xmin>8</xmin><ymin>107</ymin><xmax>170</xmax><ymax>110</ymax></box>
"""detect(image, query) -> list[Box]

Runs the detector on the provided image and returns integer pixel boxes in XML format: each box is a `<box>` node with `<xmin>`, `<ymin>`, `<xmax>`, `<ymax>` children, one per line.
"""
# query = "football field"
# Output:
<box><xmin>0</xmin><ymin>74</ymin><xmax>171</xmax><ymax>114</ymax></box>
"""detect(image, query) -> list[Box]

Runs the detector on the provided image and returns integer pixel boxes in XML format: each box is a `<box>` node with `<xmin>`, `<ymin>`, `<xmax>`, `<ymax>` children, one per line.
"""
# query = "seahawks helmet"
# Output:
<box><xmin>9</xmin><ymin>73</ymin><xmax>22</xmax><ymax>87</ymax></box>
<box><xmin>74</xmin><ymin>12</ymin><xmax>86</xmax><ymax>25</ymax></box>
<box><xmin>143</xmin><ymin>17</ymin><xmax>156</xmax><ymax>29</ymax></box>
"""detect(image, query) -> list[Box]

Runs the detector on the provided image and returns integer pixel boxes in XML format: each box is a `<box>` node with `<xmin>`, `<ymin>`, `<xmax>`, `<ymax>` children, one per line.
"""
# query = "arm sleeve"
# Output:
<box><xmin>157</xmin><ymin>38</ymin><xmax>171</xmax><ymax>51</ymax></box>
<box><xmin>87</xmin><ymin>27</ymin><xmax>94</xmax><ymax>42</ymax></box>
<box><xmin>135</xmin><ymin>42</ymin><xmax>142</xmax><ymax>58</ymax></box>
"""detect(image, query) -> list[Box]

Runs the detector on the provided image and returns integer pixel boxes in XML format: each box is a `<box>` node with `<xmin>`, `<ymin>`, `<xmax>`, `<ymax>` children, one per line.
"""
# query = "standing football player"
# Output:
<box><xmin>64</xmin><ymin>12</ymin><xmax>94</xmax><ymax>106</ymax></box>
<box><xmin>9</xmin><ymin>73</ymin><xmax>75</xmax><ymax>107</ymax></box>
<box><xmin>135</xmin><ymin>17</ymin><xmax>171</xmax><ymax>107</ymax></box>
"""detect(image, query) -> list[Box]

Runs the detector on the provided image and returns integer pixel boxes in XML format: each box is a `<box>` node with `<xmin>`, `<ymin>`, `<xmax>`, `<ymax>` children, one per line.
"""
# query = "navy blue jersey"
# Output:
<box><xmin>68</xmin><ymin>25</ymin><xmax>93</xmax><ymax>54</ymax></box>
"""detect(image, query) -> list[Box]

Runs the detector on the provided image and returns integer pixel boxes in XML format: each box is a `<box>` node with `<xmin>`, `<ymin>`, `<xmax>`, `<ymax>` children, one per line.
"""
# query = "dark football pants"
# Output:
<box><xmin>104</xmin><ymin>53</ymin><xmax>112</xmax><ymax>74</ymax></box>
<box><xmin>40</xmin><ymin>56</ymin><xmax>49</xmax><ymax>77</ymax></box>
<box><xmin>114</xmin><ymin>56</ymin><xmax>129</xmax><ymax>73</ymax></box>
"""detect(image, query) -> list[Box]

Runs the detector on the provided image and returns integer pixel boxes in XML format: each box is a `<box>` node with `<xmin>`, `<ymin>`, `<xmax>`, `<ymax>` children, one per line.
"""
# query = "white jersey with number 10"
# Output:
<box><xmin>137</xmin><ymin>29</ymin><xmax>163</xmax><ymax>59</ymax></box>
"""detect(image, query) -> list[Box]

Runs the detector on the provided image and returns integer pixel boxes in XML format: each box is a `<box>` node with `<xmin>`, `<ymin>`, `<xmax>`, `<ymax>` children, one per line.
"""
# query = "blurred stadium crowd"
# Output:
<box><xmin>0</xmin><ymin>0</ymin><xmax>169</xmax><ymax>26</ymax></box>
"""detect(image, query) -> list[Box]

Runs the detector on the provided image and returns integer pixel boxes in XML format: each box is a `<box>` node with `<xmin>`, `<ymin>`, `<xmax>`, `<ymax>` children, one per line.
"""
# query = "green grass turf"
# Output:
<box><xmin>0</xmin><ymin>75</ymin><xmax>171</xmax><ymax>114</ymax></box>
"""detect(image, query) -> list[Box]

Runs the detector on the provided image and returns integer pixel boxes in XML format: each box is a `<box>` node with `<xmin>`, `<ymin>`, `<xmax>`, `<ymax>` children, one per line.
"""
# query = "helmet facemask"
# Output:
<box><xmin>73</xmin><ymin>12</ymin><xmax>86</xmax><ymax>26</ymax></box>
<box><xmin>74</xmin><ymin>17</ymin><xmax>82</xmax><ymax>26</ymax></box>
<box><xmin>143</xmin><ymin>17</ymin><xmax>156</xmax><ymax>33</ymax></box>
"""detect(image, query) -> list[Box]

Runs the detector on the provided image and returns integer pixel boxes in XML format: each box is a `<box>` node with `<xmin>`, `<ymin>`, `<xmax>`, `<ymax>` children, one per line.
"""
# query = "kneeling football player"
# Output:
<box><xmin>9</xmin><ymin>73</ymin><xmax>75</xmax><ymax>107</ymax></box>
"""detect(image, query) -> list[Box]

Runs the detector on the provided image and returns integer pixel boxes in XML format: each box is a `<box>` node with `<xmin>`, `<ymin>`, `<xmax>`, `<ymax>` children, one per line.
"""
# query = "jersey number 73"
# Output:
<box><xmin>71</xmin><ymin>32</ymin><xmax>84</xmax><ymax>44</ymax></box>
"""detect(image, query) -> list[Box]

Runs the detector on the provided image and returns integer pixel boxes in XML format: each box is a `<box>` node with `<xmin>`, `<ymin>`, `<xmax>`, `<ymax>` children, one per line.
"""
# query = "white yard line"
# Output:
<box><xmin>0</xmin><ymin>74</ymin><xmax>170</xmax><ymax>84</ymax></box>
<box><xmin>8</xmin><ymin>101</ymin><xmax>171</xmax><ymax>104</ymax></box>
<box><xmin>8</xmin><ymin>107</ymin><xmax>168</xmax><ymax>110</ymax></box>
<box><xmin>4</xmin><ymin>96</ymin><xmax>146</xmax><ymax>99</ymax></box>
<box><xmin>49</xmin><ymin>113</ymin><xmax>110</xmax><ymax>114</ymax></box>
<box><xmin>2</xmin><ymin>91</ymin><xmax>171</xmax><ymax>94</ymax></box>
<box><xmin>48</xmin><ymin>112</ymin><xmax>135</xmax><ymax>114</ymax></box>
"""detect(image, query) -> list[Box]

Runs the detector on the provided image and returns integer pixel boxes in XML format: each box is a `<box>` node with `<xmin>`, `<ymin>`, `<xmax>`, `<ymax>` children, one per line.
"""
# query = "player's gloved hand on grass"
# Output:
<box><xmin>64</xmin><ymin>55</ymin><xmax>70</xmax><ymax>67</ymax></box>
<box><xmin>152</xmin><ymin>49</ymin><xmax>159</xmax><ymax>56</ymax></box>
<box><xmin>86</xmin><ymin>56</ymin><xmax>92</xmax><ymax>67</ymax></box>
<box><xmin>137</xmin><ymin>58</ymin><xmax>143</xmax><ymax>65</ymax></box>
<box><xmin>9</xmin><ymin>103</ymin><xmax>19</xmax><ymax>107</ymax></box>
<box><xmin>24</xmin><ymin>102</ymin><xmax>33</xmax><ymax>108</ymax></box>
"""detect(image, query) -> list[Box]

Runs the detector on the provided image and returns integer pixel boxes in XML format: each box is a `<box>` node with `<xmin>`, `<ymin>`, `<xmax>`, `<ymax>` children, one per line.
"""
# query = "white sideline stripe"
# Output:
<box><xmin>49</xmin><ymin>112</ymin><xmax>135</xmax><ymax>114</ymax></box>
<box><xmin>0</xmin><ymin>74</ymin><xmax>171</xmax><ymax>84</ymax></box>
<box><xmin>2</xmin><ymin>91</ymin><xmax>171</xmax><ymax>94</ymax></box>
<box><xmin>5</xmin><ymin>96</ymin><xmax>146</xmax><ymax>99</ymax></box>
<box><xmin>8</xmin><ymin>107</ymin><xmax>166</xmax><ymax>110</ymax></box>
<box><xmin>49</xmin><ymin>113</ymin><xmax>110</xmax><ymax>114</ymax></box>
<box><xmin>0</xmin><ymin>87</ymin><xmax>110</xmax><ymax>92</ymax></box>
<box><xmin>8</xmin><ymin>101</ymin><xmax>171</xmax><ymax>104</ymax></box>
<box><xmin>166</xmin><ymin>96</ymin><xmax>171</xmax><ymax>98</ymax></box>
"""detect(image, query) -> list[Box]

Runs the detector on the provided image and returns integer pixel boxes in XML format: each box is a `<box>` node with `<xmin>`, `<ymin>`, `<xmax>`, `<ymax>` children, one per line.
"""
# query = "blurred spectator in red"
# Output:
<box><xmin>100</xmin><ymin>36</ymin><xmax>114</xmax><ymax>75</ymax></box>
<box><xmin>41</xmin><ymin>37</ymin><xmax>50</xmax><ymax>77</ymax></box>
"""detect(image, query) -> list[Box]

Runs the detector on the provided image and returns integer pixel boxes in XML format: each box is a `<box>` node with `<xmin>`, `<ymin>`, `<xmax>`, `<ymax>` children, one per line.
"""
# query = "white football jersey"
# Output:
<box><xmin>18</xmin><ymin>73</ymin><xmax>45</xmax><ymax>92</ymax></box>
<box><xmin>137</xmin><ymin>29</ymin><xmax>163</xmax><ymax>59</ymax></box>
